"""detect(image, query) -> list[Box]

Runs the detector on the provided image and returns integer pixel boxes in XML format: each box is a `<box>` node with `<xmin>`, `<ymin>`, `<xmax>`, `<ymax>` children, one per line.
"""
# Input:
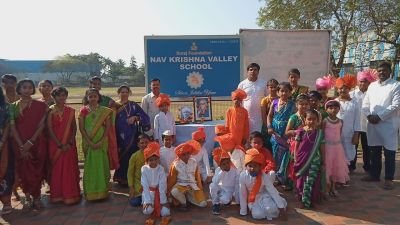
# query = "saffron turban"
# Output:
<box><xmin>335</xmin><ymin>74</ymin><xmax>357</xmax><ymax>89</ymax></box>
<box><xmin>192</xmin><ymin>127</ymin><xmax>206</xmax><ymax>141</ymax></box>
<box><xmin>244</xmin><ymin>148</ymin><xmax>265</xmax><ymax>166</ymax></box>
<box><xmin>214</xmin><ymin>124</ymin><xmax>228</xmax><ymax>135</ymax></box>
<box><xmin>144</xmin><ymin>142</ymin><xmax>161</xmax><ymax>161</ymax></box>
<box><xmin>212</xmin><ymin>147</ymin><xmax>231</xmax><ymax>166</ymax></box>
<box><xmin>214</xmin><ymin>134</ymin><xmax>235</xmax><ymax>151</ymax></box>
<box><xmin>357</xmin><ymin>69</ymin><xmax>378</xmax><ymax>82</ymax></box>
<box><xmin>175</xmin><ymin>140</ymin><xmax>201</xmax><ymax>157</ymax></box>
<box><xmin>156</xmin><ymin>94</ymin><xmax>171</xmax><ymax>107</ymax></box>
<box><xmin>231</xmin><ymin>89</ymin><xmax>247</xmax><ymax>101</ymax></box>
<box><xmin>315</xmin><ymin>75</ymin><xmax>335</xmax><ymax>89</ymax></box>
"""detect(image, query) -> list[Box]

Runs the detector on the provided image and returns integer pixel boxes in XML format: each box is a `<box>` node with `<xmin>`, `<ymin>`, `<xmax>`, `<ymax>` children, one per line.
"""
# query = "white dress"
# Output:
<box><xmin>238</xmin><ymin>78</ymin><xmax>267</xmax><ymax>133</ymax></box>
<box><xmin>160</xmin><ymin>146</ymin><xmax>176</xmax><ymax>174</ymax></box>
<box><xmin>209</xmin><ymin>167</ymin><xmax>239</xmax><ymax>205</ymax></box>
<box><xmin>229</xmin><ymin>149</ymin><xmax>245</xmax><ymax>173</ymax></box>
<box><xmin>154</xmin><ymin>111</ymin><xmax>176</xmax><ymax>144</ymax></box>
<box><xmin>335</xmin><ymin>97</ymin><xmax>361</xmax><ymax>161</ymax></box>
<box><xmin>362</xmin><ymin>79</ymin><xmax>400</xmax><ymax>151</ymax></box>
<box><xmin>239</xmin><ymin>170</ymin><xmax>287</xmax><ymax>220</ymax></box>
<box><xmin>192</xmin><ymin>146</ymin><xmax>212</xmax><ymax>182</ymax></box>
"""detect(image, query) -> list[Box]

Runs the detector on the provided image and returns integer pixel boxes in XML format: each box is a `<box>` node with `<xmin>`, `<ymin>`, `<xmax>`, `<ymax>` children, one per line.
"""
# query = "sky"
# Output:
<box><xmin>0</xmin><ymin>0</ymin><xmax>263</xmax><ymax>64</ymax></box>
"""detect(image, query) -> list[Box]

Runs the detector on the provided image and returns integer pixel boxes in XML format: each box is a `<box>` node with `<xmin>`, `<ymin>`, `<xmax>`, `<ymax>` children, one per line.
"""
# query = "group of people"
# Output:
<box><xmin>0</xmin><ymin>60</ymin><xmax>398</xmax><ymax>224</ymax></box>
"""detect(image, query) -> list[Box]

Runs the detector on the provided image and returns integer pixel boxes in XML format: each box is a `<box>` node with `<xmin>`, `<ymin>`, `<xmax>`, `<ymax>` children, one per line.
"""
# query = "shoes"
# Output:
<box><xmin>212</xmin><ymin>204</ymin><xmax>221</xmax><ymax>215</ymax></box>
<box><xmin>361</xmin><ymin>176</ymin><xmax>380</xmax><ymax>182</ymax></box>
<box><xmin>383</xmin><ymin>180</ymin><xmax>394</xmax><ymax>190</ymax></box>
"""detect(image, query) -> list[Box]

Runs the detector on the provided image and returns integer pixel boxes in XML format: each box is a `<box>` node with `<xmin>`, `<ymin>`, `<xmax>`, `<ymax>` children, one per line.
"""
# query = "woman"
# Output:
<box><xmin>79</xmin><ymin>88</ymin><xmax>113</xmax><ymax>201</ymax></box>
<box><xmin>10</xmin><ymin>79</ymin><xmax>48</xmax><ymax>210</ymax></box>
<box><xmin>113</xmin><ymin>85</ymin><xmax>150</xmax><ymax>185</ymax></box>
<box><xmin>38</xmin><ymin>80</ymin><xmax>55</xmax><ymax>106</ymax></box>
<box><xmin>47</xmin><ymin>87</ymin><xmax>81</xmax><ymax>205</ymax></box>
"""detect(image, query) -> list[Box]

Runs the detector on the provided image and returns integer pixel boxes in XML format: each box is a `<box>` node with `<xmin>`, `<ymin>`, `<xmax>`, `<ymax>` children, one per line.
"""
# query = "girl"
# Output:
<box><xmin>38</xmin><ymin>80</ymin><xmax>54</xmax><ymax>106</ymax></box>
<box><xmin>308</xmin><ymin>91</ymin><xmax>328</xmax><ymax>125</ymax></box>
<box><xmin>261</xmin><ymin>79</ymin><xmax>279</xmax><ymax>151</ymax></box>
<box><xmin>323</xmin><ymin>100</ymin><xmax>350</xmax><ymax>196</ymax></box>
<box><xmin>248</xmin><ymin>132</ymin><xmax>275</xmax><ymax>181</ymax></box>
<box><xmin>47</xmin><ymin>87</ymin><xmax>81</xmax><ymax>205</ymax></box>
<box><xmin>293</xmin><ymin>109</ymin><xmax>323</xmax><ymax>208</ymax></box>
<box><xmin>288</xmin><ymin>68</ymin><xmax>309</xmax><ymax>101</ymax></box>
<box><xmin>114</xmin><ymin>85</ymin><xmax>151</xmax><ymax>185</ymax></box>
<box><xmin>154</xmin><ymin>94</ymin><xmax>175</xmax><ymax>145</ymax></box>
<box><xmin>267</xmin><ymin>82</ymin><xmax>296</xmax><ymax>184</ymax></box>
<box><xmin>79</xmin><ymin>88</ymin><xmax>113</xmax><ymax>201</ymax></box>
<box><xmin>10</xmin><ymin>79</ymin><xmax>48</xmax><ymax>210</ymax></box>
<box><xmin>335</xmin><ymin>75</ymin><xmax>360</xmax><ymax>171</ymax></box>
<box><xmin>284</xmin><ymin>94</ymin><xmax>310</xmax><ymax>190</ymax></box>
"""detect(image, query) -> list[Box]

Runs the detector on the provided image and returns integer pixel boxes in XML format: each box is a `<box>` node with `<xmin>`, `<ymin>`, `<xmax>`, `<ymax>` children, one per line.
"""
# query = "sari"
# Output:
<box><xmin>80</xmin><ymin>106</ymin><xmax>113</xmax><ymax>201</ymax></box>
<box><xmin>294</xmin><ymin>128</ymin><xmax>323</xmax><ymax>208</ymax></box>
<box><xmin>286</xmin><ymin>114</ymin><xmax>304</xmax><ymax>187</ymax></box>
<box><xmin>270</xmin><ymin>99</ymin><xmax>295</xmax><ymax>184</ymax></box>
<box><xmin>260</xmin><ymin>95</ymin><xmax>278</xmax><ymax>152</ymax></box>
<box><xmin>113</xmin><ymin>100</ymin><xmax>150</xmax><ymax>184</ymax></box>
<box><xmin>0</xmin><ymin>104</ymin><xmax>14</xmax><ymax>197</ymax></box>
<box><xmin>48</xmin><ymin>105</ymin><xmax>80</xmax><ymax>204</ymax></box>
<box><xmin>10</xmin><ymin>100</ymin><xmax>47</xmax><ymax>198</ymax></box>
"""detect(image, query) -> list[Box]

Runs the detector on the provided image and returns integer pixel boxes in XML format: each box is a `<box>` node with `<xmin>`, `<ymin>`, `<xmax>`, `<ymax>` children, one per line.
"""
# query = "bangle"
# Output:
<box><xmin>27</xmin><ymin>140</ymin><xmax>34</xmax><ymax>145</ymax></box>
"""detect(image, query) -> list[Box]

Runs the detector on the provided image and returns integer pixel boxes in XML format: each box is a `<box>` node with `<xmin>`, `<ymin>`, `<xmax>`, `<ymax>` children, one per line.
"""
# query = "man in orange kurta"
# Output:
<box><xmin>226</xmin><ymin>89</ymin><xmax>250</xmax><ymax>147</ymax></box>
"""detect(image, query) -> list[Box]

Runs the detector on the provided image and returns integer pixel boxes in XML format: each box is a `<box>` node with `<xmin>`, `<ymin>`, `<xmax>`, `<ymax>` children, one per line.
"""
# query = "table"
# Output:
<box><xmin>175</xmin><ymin>120</ymin><xmax>225</xmax><ymax>154</ymax></box>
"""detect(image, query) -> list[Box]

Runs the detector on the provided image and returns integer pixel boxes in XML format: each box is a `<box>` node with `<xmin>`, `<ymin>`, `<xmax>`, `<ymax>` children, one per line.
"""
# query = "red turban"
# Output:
<box><xmin>175</xmin><ymin>140</ymin><xmax>201</xmax><ymax>157</ymax></box>
<box><xmin>212</xmin><ymin>147</ymin><xmax>231</xmax><ymax>166</ymax></box>
<box><xmin>214</xmin><ymin>124</ymin><xmax>228</xmax><ymax>135</ymax></box>
<box><xmin>144</xmin><ymin>142</ymin><xmax>161</xmax><ymax>161</ymax></box>
<box><xmin>231</xmin><ymin>89</ymin><xmax>247</xmax><ymax>101</ymax></box>
<box><xmin>244</xmin><ymin>148</ymin><xmax>265</xmax><ymax>166</ymax></box>
<box><xmin>335</xmin><ymin>74</ymin><xmax>357</xmax><ymax>89</ymax></box>
<box><xmin>156</xmin><ymin>94</ymin><xmax>171</xmax><ymax>107</ymax></box>
<box><xmin>192</xmin><ymin>127</ymin><xmax>206</xmax><ymax>141</ymax></box>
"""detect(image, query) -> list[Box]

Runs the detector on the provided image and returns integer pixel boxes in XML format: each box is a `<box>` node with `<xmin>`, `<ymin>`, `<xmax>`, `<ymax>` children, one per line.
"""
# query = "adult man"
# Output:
<box><xmin>361</xmin><ymin>62</ymin><xmax>400</xmax><ymax>190</ymax></box>
<box><xmin>141</xmin><ymin>78</ymin><xmax>161</xmax><ymax>136</ymax></box>
<box><xmin>196</xmin><ymin>98</ymin><xmax>209</xmax><ymax>118</ymax></box>
<box><xmin>237</xmin><ymin>63</ymin><xmax>266</xmax><ymax>133</ymax></box>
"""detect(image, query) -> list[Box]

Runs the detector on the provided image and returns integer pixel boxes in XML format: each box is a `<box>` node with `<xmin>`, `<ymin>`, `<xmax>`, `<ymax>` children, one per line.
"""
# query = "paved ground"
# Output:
<box><xmin>1</xmin><ymin>155</ymin><xmax>400</xmax><ymax>225</ymax></box>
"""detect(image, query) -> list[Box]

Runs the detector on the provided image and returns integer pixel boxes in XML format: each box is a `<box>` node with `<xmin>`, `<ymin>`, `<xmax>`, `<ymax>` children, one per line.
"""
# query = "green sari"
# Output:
<box><xmin>80</xmin><ymin>106</ymin><xmax>113</xmax><ymax>201</ymax></box>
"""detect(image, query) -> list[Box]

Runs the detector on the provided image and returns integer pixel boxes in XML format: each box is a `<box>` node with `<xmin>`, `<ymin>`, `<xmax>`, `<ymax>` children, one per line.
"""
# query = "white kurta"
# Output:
<box><xmin>239</xmin><ymin>170</ymin><xmax>287</xmax><ymax>220</ymax></box>
<box><xmin>141</xmin><ymin>92</ymin><xmax>160</xmax><ymax>135</ymax></box>
<box><xmin>174</xmin><ymin>158</ymin><xmax>200</xmax><ymax>190</ymax></box>
<box><xmin>160</xmin><ymin>146</ymin><xmax>176</xmax><ymax>174</ymax></box>
<box><xmin>238</xmin><ymin>78</ymin><xmax>267</xmax><ymax>133</ymax></box>
<box><xmin>192</xmin><ymin>146</ymin><xmax>212</xmax><ymax>181</ymax></box>
<box><xmin>336</xmin><ymin>97</ymin><xmax>361</xmax><ymax>161</ymax></box>
<box><xmin>229</xmin><ymin>149</ymin><xmax>245</xmax><ymax>173</ymax></box>
<box><xmin>141</xmin><ymin>164</ymin><xmax>170</xmax><ymax>216</ymax></box>
<box><xmin>350</xmin><ymin>88</ymin><xmax>368</xmax><ymax>132</ymax></box>
<box><xmin>154</xmin><ymin>111</ymin><xmax>176</xmax><ymax>144</ymax></box>
<box><xmin>209</xmin><ymin>167</ymin><xmax>239</xmax><ymax>205</ymax></box>
<box><xmin>362</xmin><ymin>79</ymin><xmax>400</xmax><ymax>151</ymax></box>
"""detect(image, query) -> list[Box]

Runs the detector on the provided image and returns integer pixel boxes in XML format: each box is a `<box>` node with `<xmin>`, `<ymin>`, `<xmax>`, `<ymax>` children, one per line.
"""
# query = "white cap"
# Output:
<box><xmin>162</xmin><ymin>130</ymin><xmax>173</xmax><ymax>136</ymax></box>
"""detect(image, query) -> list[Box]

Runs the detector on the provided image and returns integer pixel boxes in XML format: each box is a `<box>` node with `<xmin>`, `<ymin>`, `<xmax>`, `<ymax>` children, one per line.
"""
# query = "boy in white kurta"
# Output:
<box><xmin>239</xmin><ymin>149</ymin><xmax>287</xmax><ymax>220</ymax></box>
<box><xmin>141</xmin><ymin>142</ymin><xmax>171</xmax><ymax>225</ymax></box>
<box><xmin>210</xmin><ymin>148</ymin><xmax>239</xmax><ymax>215</ymax></box>
<box><xmin>191</xmin><ymin>127</ymin><xmax>213</xmax><ymax>182</ymax></box>
<box><xmin>154</xmin><ymin>94</ymin><xmax>176</xmax><ymax>145</ymax></box>
<box><xmin>215</xmin><ymin>133</ymin><xmax>245</xmax><ymax>173</ymax></box>
<box><xmin>159</xmin><ymin>130</ymin><xmax>176</xmax><ymax>175</ymax></box>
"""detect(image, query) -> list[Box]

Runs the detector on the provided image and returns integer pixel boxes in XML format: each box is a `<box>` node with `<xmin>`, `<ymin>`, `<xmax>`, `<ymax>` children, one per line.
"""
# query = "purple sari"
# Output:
<box><xmin>113</xmin><ymin>101</ymin><xmax>150</xmax><ymax>184</ymax></box>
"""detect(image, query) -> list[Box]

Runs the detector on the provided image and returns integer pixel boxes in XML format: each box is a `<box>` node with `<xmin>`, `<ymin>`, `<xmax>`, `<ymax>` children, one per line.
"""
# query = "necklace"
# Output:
<box><xmin>278</xmin><ymin>99</ymin><xmax>288</xmax><ymax>111</ymax></box>
<box><xmin>124</xmin><ymin>101</ymin><xmax>132</xmax><ymax>118</ymax></box>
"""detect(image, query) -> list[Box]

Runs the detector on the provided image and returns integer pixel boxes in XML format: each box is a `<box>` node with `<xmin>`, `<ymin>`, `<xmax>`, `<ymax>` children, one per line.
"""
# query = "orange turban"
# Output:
<box><xmin>175</xmin><ymin>140</ymin><xmax>201</xmax><ymax>157</ymax></box>
<box><xmin>144</xmin><ymin>142</ymin><xmax>161</xmax><ymax>161</ymax></box>
<box><xmin>244</xmin><ymin>148</ymin><xmax>265</xmax><ymax>166</ymax></box>
<box><xmin>215</xmin><ymin>134</ymin><xmax>235</xmax><ymax>151</ymax></box>
<box><xmin>156</xmin><ymin>93</ymin><xmax>171</xmax><ymax>107</ymax></box>
<box><xmin>212</xmin><ymin>147</ymin><xmax>231</xmax><ymax>166</ymax></box>
<box><xmin>214</xmin><ymin>124</ymin><xmax>228</xmax><ymax>135</ymax></box>
<box><xmin>335</xmin><ymin>74</ymin><xmax>357</xmax><ymax>89</ymax></box>
<box><xmin>192</xmin><ymin>127</ymin><xmax>206</xmax><ymax>141</ymax></box>
<box><xmin>231</xmin><ymin>89</ymin><xmax>247</xmax><ymax>101</ymax></box>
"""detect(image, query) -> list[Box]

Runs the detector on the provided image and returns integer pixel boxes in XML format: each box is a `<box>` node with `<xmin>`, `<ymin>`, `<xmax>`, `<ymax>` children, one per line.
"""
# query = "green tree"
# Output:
<box><xmin>44</xmin><ymin>54</ymin><xmax>87</xmax><ymax>84</ymax></box>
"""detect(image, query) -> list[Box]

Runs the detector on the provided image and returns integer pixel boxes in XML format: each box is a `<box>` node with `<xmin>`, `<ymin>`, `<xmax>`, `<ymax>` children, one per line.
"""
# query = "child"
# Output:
<box><xmin>191</xmin><ymin>127</ymin><xmax>213</xmax><ymax>183</ymax></box>
<box><xmin>154</xmin><ymin>94</ymin><xmax>175</xmax><ymax>145</ymax></box>
<box><xmin>239</xmin><ymin>148</ymin><xmax>287</xmax><ymax>220</ymax></box>
<box><xmin>79</xmin><ymin>88</ymin><xmax>113</xmax><ymax>201</ymax></box>
<box><xmin>308</xmin><ymin>91</ymin><xmax>329</xmax><ymax>124</ymax></box>
<box><xmin>38</xmin><ymin>80</ymin><xmax>55</xmax><ymax>106</ymax></box>
<box><xmin>211</xmin><ymin>124</ymin><xmax>228</xmax><ymax>169</ymax></box>
<box><xmin>284</xmin><ymin>94</ymin><xmax>310</xmax><ymax>190</ymax></box>
<box><xmin>128</xmin><ymin>134</ymin><xmax>151</xmax><ymax>206</ymax></box>
<box><xmin>323</xmin><ymin>100</ymin><xmax>350</xmax><ymax>196</ymax></box>
<box><xmin>335</xmin><ymin>74</ymin><xmax>360</xmax><ymax>171</ymax></box>
<box><xmin>293</xmin><ymin>109</ymin><xmax>324</xmax><ymax>208</ymax></box>
<box><xmin>261</xmin><ymin>79</ymin><xmax>279</xmax><ymax>151</ymax></box>
<box><xmin>215</xmin><ymin>133</ymin><xmax>245</xmax><ymax>173</ymax></box>
<box><xmin>167</xmin><ymin>140</ymin><xmax>207</xmax><ymax>210</ymax></box>
<box><xmin>315</xmin><ymin>75</ymin><xmax>335</xmax><ymax>105</ymax></box>
<box><xmin>141</xmin><ymin>142</ymin><xmax>171</xmax><ymax>225</ymax></box>
<box><xmin>248</xmin><ymin>132</ymin><xmax>276</xmax><ymax>182</ymax></box>
<box><xmin>288</xmin><ymin>68</ymin><xmax>309</xmax><ymax>101</ymax></box>
<box><xmin>210</xmin><ymin>148</ymin><xmax>239</xmax><ymax>215</ymax></box>
<box><xmin>88</xmin><ymin>76</ymin><xmax>115</xmax><ymax>108</ymax></box>
<box><xmin>160</xmin><ymin>130</ymin><xmax>176</xmax><ymax>175</ymax></box>
<box><xmin>1</xmin><ymin>74</ymin><xmax>19</xmax><ymax>103</ymax></box>
<box><xmin>47</xmin><ymin>87</ymin><xmax>81</xmax><ymax>205</ymax></box>
<box><xmin>267</xmin><ymin>82</ymin><xmax>296</xmax><ymax>182</ymax></box>
<box><xmin>226</xmin><ymin>89</ymin><xmax>249</xmax><ymax>146</ymax></box>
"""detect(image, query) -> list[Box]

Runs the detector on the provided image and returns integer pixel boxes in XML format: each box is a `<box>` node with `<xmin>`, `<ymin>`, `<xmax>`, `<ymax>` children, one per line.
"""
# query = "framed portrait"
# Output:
<box><xmin>193</xmin><ymin>96</ymin><xmax>212</xmax><ymax>122</ymax></box>
<box><xmin>177</xmin><ymin>105</ymin><xmax>194</xmax><ymax>123</ymax></box>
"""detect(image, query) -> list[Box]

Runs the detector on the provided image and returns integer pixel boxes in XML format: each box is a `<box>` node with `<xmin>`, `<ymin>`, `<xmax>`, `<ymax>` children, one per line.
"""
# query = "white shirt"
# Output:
<box><xmin>229</xmin><ymin>149</ymin><xmax>245</xmax><ymax>173</ymax></box>
<box><xmin>154</xmin><ymin>111</ymin><xmax>176</xmax><ymax>144</ymax></box>
<box><xmin>141</xmin><ymin>164</ymin><xmax>168</xmax><ymax>204</ymax></box>
<box><xmin>192</xmin><ymin>146</ymin><xmax>212</xmax><ymax>177</ymax></box>
<box><xmin>238</xmin><ymin>78</ymin><xmax>267</xmax><ymax>133</ymax></box>
<box><xmin>362</xmin><ymin>78</ymin><xmax>400</xmax><ymax>150</ymax></box>
<box><xmin>212</xmin><ymin>166</ymin><xmax>239</xmax><ymax>193</ymax></box>
<box><xmin>350</xmin><ymin>88</ymin><xmax>368</xmax><ymax>132</ymax></box>
<box><xmin>174</xmin><ymin>158</ymin><xmax>200</xmax><ymax>190</ymax></box>
<box><xmin>160</xmin><ymin>146</ymin><xmax>176</xmax><ymax>174</ymax></box>
<box><xmin>141</xmin><ymin>92</ymin><xmax>160</xmax><ymax>132</ymax></box>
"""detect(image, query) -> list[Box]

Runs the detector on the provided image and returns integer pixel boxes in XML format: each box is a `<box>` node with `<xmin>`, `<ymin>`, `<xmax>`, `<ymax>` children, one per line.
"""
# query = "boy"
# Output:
<box><xmin>226</xmin><ymin>89</ymin><xmax>249</xmax><ymax>146</ymax></box>
<box><xmin>215</xmin><ymin>133</ymin><xmax>245</xmax><ymax>173</ymax></box>
<box><xmin>88</xmin><ymin>76</ymin><xmax>116</xmax><ymax>108</ymax></box>
<box><xmin>191</xmin><ymin>127</ymin><xmax>213</xmax><ymax>182</ymax></box>
<box><xmin>160</xmin><ymin>130</ymin><xmax>176</xmax><ymax>175</ymax></box>
<box><xmin>141</xmin><ymin>142</ymin><xmax>171</xmax><ymax>225</ymax></box>
<box><xmin>154</xmin><ymin>94</ymin><xmax>175</xmax><ymax>145</ymax></box>
<box><xmin>210</xmin><ymin>148</ymin><xmax>239</xmax><ymax>215</ymax></box>
<box><xmin>167</xmin><ymin>140</ymin><xmax>207</xmax><ymax>210</ymax></box>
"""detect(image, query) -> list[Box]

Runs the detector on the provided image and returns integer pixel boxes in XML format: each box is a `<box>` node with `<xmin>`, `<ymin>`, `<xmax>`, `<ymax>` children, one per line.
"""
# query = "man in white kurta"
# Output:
<box><xmin>361</xmin><ymin>62</ymin><xmax>400</xmax><ymax>189</ymax></box>
<box><xmin>238</xmin><ymin>63</ymin><xmax>266</xmax><ymax>133</ymax></box>
<box><xmin>141</xmin><ymin>78</ymin><xmax>161</xmax><ymax>136</ymax></box>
